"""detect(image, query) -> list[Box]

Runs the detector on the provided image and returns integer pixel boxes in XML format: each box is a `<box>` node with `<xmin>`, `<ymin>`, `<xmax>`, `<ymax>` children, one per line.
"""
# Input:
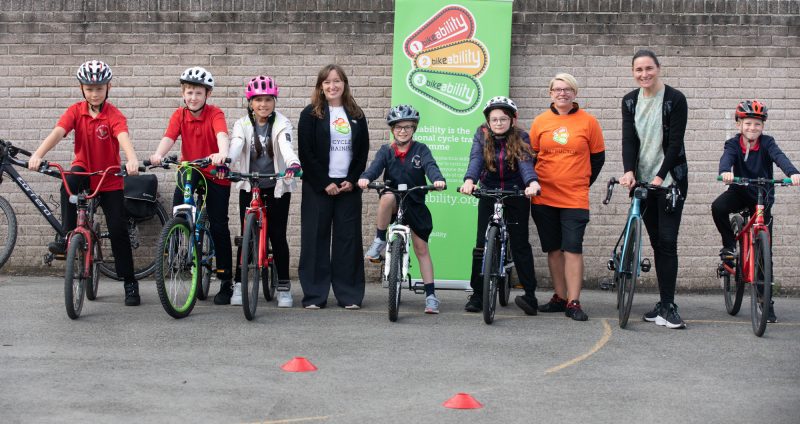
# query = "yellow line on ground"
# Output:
<box><xmin>545</xmin><ymin>318</ymin><xmax>612</xmax><ymax>375</ymax></box>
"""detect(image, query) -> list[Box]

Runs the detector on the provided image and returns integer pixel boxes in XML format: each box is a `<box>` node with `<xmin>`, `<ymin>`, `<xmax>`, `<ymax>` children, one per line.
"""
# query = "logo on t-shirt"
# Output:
<box><xmin>411</xmin><ymin>155</ymin><xmax>422</xmax><ymax>168</ymax></box>
<box><xmin>552</xmin><ymin>127</ymin><xmax>569</xmax><ymax>145</ymax></box>
<box><xmin>96</xmin><ymin>124</ymin><xmax>110</xmax><ymax>141</ymax></box>
<box><xmin>332</xmin><ymin>117</ymin><xmax>351</xmax><ymax>135</ymax></box>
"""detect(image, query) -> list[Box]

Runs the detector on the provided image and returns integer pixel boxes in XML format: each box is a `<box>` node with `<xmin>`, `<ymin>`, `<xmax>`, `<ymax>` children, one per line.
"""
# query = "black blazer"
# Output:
<box><xmin>297</xmin><ymin>103</ymin><xmax>369</xmax><ymax>193</ymax></box>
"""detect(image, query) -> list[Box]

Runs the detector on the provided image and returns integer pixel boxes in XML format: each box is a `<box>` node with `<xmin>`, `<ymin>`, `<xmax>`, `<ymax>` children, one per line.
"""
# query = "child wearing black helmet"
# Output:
<box><xmin>358</xmin><ymin>104</ymin><xmax>446</xmax><ymax>314</ymax></box>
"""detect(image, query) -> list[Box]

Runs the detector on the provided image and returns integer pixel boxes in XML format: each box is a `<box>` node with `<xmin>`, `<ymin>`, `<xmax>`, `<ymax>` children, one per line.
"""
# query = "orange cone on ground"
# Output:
<box><xmin>443</xmin><ymin>392</ymin><xmax>483</xmax><ymax>409</ymax></box>
<box><xmin>281</xmin><ymin>357</ymin><xmax>318</xmax><ymax>372</ymax></box>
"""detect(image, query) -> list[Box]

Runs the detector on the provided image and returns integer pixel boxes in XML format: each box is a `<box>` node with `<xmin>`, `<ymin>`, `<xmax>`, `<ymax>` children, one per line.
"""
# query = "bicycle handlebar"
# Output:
<box><xmin>603</xmin><ymin>177</ymin><xmax>680</xmax><ymax>211</ymax></box>
<box><xmin>367</xmin><ymin>180</ymin><xmax>446</xmax><ymax>193</ymax></box>
<box><xmin>223</xmin><ymin>169</ymin><xmax>303</xmax><ymax>183</ymax></box>
<box><xmin>716</xmin><ymin>175</ymin><xmax>793</xmax><ymax>186</ymax></box>
<box><xmin>458</xmin><ymin>186</ymin><xmax>529</xmax><ymax>199</ymax></box>
<box><xmin>39</xmin><ymin>162</ymin><xmax>133</xmax><ymax>200</ymax></box>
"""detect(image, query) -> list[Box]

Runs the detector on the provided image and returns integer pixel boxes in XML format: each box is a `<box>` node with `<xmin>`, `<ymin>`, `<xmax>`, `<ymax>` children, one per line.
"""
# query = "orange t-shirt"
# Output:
<box><xmin>529</xmin><ymin>108</ymin><xmax>605</xmax><ymax>210</ymax></box>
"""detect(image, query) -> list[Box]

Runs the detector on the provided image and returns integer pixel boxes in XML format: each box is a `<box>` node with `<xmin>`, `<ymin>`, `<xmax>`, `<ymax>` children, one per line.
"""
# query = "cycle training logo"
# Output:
<box><xmin>403</xmin><ymin>5</ymin><xmax>487</xmax><ymax>114</ymax></box>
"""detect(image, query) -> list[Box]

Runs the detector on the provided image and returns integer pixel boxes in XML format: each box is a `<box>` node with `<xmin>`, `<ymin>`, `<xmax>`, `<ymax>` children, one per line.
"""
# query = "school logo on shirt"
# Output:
<box><xmin>411</xmin><ymin>155</ymin><xmax>422</xmax><ymax>168</ymax></box>
<box><xmin>96</xmin><ymin>124</ymin><xmax>110</xmax><ymax>141</ymax></box>
<box><xmin>552</xmin><ymin>127</ymin><xmax>569</xmax><ymax>145</ymax></box>
<box><xmin>332</xmin><ymin>117</ymin><xmax>351</xmax><ymax>135</ymax></box>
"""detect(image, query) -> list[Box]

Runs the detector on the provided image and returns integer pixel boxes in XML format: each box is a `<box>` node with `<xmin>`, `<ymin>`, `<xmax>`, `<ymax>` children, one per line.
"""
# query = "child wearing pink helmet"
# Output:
<box><xmin>228</xmin><ymin>76</ymin><xmax>301</xmax><ymax>307</ymax></box>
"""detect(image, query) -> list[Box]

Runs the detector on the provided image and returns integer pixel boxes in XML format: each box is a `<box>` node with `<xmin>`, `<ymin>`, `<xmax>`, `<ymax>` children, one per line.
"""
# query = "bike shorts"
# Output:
<box><xmin>531</xmin><ymin>204</ymin><xmax>590</xmax><ymax>254</ymax></box>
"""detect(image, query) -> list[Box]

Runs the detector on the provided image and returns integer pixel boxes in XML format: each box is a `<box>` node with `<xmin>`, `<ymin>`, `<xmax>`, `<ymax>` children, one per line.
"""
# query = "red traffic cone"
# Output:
<box><xmin>281</xmin><ymin>357</ymin><xmax>318</xmax><ymax>372</ymax></box>
<box><xmin>443</xmin><ymin>392</ymin><xmax>483</xmax><ymax>409</ymax></box>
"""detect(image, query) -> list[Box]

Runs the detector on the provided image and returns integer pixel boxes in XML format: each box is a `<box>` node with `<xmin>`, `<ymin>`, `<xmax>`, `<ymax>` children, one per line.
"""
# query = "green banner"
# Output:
<box><xmin>391</xmin><ymin>0</ymin><xmax>513</xmax><ymax>285</ymax></box>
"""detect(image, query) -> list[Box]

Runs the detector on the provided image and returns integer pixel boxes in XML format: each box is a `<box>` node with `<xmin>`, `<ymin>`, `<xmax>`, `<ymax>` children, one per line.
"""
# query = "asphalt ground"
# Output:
<box><xmin>1</xmin><ymin>275</ymin><xmax>799</xmax><ymax>424</ymax></box>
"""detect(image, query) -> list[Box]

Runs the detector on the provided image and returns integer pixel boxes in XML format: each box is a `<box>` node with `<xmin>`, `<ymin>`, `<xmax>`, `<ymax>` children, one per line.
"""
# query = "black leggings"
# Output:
<box><xmin>641</xmin><ymin>190</ymin><xmax>685</xmax><ymax>305</ymax></box>
<box><xmin>234</xmin><ymin>187</ymin><xmax>292</xmax><ymax>282</ymax></box>
<box><xmin>711</xmin><ymin>188</ymin><xmax>772</xmax><ymax>250</ymax></box>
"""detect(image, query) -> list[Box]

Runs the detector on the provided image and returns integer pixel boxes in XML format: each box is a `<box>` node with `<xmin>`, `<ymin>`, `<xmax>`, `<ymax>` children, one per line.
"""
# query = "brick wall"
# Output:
<box><xmin>1</xmin><ymin>0</ymin><xmax>798</xmax><ymax>293</ymax></box>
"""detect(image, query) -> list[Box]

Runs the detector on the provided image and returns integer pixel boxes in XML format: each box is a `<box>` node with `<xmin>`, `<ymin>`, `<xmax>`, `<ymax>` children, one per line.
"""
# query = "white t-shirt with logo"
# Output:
<box><xmin>328</xmin><ymin>106</ymin><xmax>353</xmax><ymax>178</ymax></box>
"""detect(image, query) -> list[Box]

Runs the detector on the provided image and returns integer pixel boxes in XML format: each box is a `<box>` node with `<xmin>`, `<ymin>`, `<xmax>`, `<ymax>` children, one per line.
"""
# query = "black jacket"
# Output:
<box><xmin>297</xmin><ymin>104</ymin><xmax>369</xmax><ymax>193</ymax></box>
<box><xmin>719</xmin><ymin>133</ymin><xmax>799</xmax><ymax>203</ymax></box>
<box><xmin>360</xmin><ymin>141</ymin><xmax>445</xmax><ymax>205</ymax></box>
<box><xmin>622</xmin><ymin>84</ymin><xmax>688</xmax><ymax>193</ymax></box>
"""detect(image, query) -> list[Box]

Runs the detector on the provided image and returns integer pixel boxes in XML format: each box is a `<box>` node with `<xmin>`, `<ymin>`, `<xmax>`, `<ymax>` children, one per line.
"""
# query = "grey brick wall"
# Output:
<box><xmin>1</xmin><ymin>0</ymin><xmax>798</xmax><ymax>294</ymax></box>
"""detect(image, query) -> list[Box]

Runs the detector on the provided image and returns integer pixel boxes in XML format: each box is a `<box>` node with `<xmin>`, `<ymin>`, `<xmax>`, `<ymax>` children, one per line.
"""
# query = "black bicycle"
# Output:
<box><xmin>0</xmin><ymin>138</ymin><xmax>167</xmax><ymax>278</ymax></box>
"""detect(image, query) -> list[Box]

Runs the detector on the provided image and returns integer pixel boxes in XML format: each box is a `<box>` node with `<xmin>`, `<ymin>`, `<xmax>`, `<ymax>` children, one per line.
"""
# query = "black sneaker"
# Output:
<box><xmin>656</xmin><ymin>303</ymin><xmax>686</xmax><ymax>329</ymax></box>
<box><xmin>643</xmin><ymin>302</ymin><xmax>662</xmax><ymax>322</ymax></box>
<box><xmin>124</xmin><ymin>281</ymin><xmax>140</xmax><ymax>306</ymax></box>
<box><xmin>48</xmin><ymin>238</ymin><xmax>67</xmax><ymax>255</ymax></box>
<box><xmin>213</xmin><ymin>281</ymin><xmax>233</xmax><ymax>305</ymax></box>
<box><xmin>538</xmin><ymin>294</ymin><xmax>567</xmax><ymax>313</ymax></box>
<box><xmin>514</xmin><ymin>295</ymin><xmax>538</xmax><ymax>316</ymax></box>
<box><xmin>464</xmin><ymin>294</ymin><xmax>482</xmax><ymax>313</ymax></box>
<box><xmin>768</xmin><ymin>301</ymin><xmax>777</xmax><ymax>323</ymax></box>
<box><xmin>719</xmin><ymin>247</ymin><xmax>735</xmax><ymax>268</ymax></box>
<box><xmin>565</xmin><ymin>300</ymin><xmax>588</xmax><ymax>321</ymax></box>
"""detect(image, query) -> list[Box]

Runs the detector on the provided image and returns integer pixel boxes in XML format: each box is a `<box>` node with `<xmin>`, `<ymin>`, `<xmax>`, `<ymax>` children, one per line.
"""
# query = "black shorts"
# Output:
<box><xmin>531</xmin><ymin>204</ymin><xmax>590</xmax><ymax>254</ymax></box>
<box><xmin>383</xmin><ymin>192</ymin><xmax>433</xmax><ymax>242</ymax></box>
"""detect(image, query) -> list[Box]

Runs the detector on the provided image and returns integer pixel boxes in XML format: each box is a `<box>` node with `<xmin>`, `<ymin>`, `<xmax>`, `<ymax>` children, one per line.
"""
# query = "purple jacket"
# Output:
<box><xmin>463</xmin><ymin>125</ymin><xmax>537</xmax><ymax>190</ymax></box>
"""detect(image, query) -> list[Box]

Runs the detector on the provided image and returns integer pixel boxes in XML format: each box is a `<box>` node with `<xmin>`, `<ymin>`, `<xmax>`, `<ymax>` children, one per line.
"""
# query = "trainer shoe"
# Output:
<box><xmin>365</xmin><ymin>237</ymin><xmax>387</xmax><ymax>263</ymax></box>
<box><xmin>643</xmin><ymin>301</ymin><xmax>662</xmax><ymax>322</ymax></box>
<box><xmin>424</xmin><ymin>294</ymin><xmax>440</xmax><ymax>314</ymax></box>
<box><xmin>720</xmin><ymin>247</ymin><xmax>735</xmax><ymax>267</ymax></box>
<box><xmin>656</xmin><ymin>303</ymin><xmax>686</xmax><ymax>329</ymax></box>
<box><xmin>213</xmin><ymin>281</ymin><xmax>233</xmax><ymax>305</ymax></box>
<box><xmin>514</xmin><ymin>295</ymin><xmax>538</xmax><ymax>316</ymax></box>
<box><xmin>538</xmin><ymin>293</ymin><xmax>567</xmax><ymax>313</ymax></box>
<box><xmin>278</xmin><ymin>291</ymin><xmax>293</xmax><ymax>308</ymax></box>
<box><xmin>123</xmin><ymin>280</ymin><xmax>140</xmax><ymax>306</ymax></box>
<box><xmin>344</xmin><ymin>304</ymin><xmax>361</xmax><ymax>310</ymax></box>
<box><xmin>464</xmin><ymin>294</ymin><xmax>482</xmax><ymax>312</ymax></box>
<box><xmin>565</xmin><ymin>300</ymin><xmax>588</xmax><ymax>321</ymax></box>
<box><xmin>768</xmin><ymin>301</ymin><xmax>777</xmax><ymax>323</ymax></box>
<box><xmin>48</xmin><ymin>238</ymin><xmax>67</xmax><ymax>255</ymax></box>
<box><xmin>230</xmin><ymin>282</ymin><xmax>242</xmax><ymax>305</ymax></box>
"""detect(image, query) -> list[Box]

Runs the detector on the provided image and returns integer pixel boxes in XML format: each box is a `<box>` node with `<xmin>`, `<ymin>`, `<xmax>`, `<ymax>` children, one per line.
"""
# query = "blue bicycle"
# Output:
<box><xmin>603</xmin><ymin>178</ymin><xmax>680</xmax><ymax>328</ymax></box>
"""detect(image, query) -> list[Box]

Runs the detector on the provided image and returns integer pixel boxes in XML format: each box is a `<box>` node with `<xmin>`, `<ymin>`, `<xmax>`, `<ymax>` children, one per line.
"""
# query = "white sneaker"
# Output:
<box><xmin>365</xmin><ymin>237</ymin><xmax>387</xmax><ymax>263</ymax></box>
<box><xmin>277</xmin><ymin>291</ymin><xmax>293</xmax><ymax>308</ymax></box>
<box><xmin>230</xmin><ymin>282</ymin><xmax>242</xmax><ymax>306</ymax></box>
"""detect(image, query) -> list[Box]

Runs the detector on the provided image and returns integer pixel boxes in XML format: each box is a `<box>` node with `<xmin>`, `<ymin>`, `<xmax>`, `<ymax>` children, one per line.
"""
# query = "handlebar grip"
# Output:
<box><xmin>143</xmin><ymin>160</ymin><xmax>152</xmax><ymax>167</ymax></box>
<box><xmin>138</xmin><ymin>166</ymin><xmax>147</xmax><ymax>172</ymax></box>
<box><xmin>224</xmin><ymin>157</ymin><xmax>232</xmax><ymax>164</ymax></box>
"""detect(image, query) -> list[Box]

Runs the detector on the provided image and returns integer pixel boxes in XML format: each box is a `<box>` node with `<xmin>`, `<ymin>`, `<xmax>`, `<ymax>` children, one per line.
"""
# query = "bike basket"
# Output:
<box><xmin>123</xmin><ymin>174</ymin><xmax>158</xmax><ymax>219</ymax></box>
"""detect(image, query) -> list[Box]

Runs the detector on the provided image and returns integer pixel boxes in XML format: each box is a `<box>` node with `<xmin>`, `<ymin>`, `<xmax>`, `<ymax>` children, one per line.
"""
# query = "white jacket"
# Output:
<box><xmin>229</xmin><ymin>111</ymin><xmax>300</xmax><ymax>198</ymax></box>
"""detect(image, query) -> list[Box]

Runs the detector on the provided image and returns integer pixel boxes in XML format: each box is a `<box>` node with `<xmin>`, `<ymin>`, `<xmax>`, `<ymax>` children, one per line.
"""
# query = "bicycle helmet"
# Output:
<box><xmin>386</xmin><ymin>104</ymin><xmax>420</xmax><ymax>126</ymax></box>
<box><xmin>736</xmin><ymin>100</ymin><xmax>767</xmax><ymax>121</ymax></box>
<box><xmin>483</xmin><ymin>96</ymin><xmax>517</xmax><ymax>117</ymax></box>
<box><xmin>245</xmin><ymin>75</ymin><xmax>279</xmax><ymax>100</ymax></box>
<box><xmin>180</xmin><ymin>67</ymin><xmax>215</xmax><ymax>90</ymax></box>
<box><xmin>76</xmin><ymin>60</ymin><xmax>112</xmax><ymax>85</ymax></box>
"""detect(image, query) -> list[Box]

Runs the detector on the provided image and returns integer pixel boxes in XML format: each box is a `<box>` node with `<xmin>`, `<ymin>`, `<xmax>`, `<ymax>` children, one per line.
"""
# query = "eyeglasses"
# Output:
<box><xmin>489</xmin><ymin>117</ymin><xmax>511</xmax><ymax>125</ymax></box>
<box><xmin>393</xmin><ymin>125</ymin><xmax>416</xmax><ymax>133</ymax></box>
<box><xmin>551</xmin><ymin>87</ymin><xmax>574</xmax><ymax>94</ymax></box>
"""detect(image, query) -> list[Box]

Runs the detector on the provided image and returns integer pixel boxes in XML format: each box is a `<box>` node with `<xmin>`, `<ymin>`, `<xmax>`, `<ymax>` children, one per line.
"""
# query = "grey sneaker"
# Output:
<box><xmin>365</xmin><ymin>237</ymin><xmax>387</xmax><ymax>263</ymax></box>
<box><xmin>230</xmin><ymin>282</ymin><xmax>242</xmax><ymax>306</ymax></box>
<box><xmin>425</xmin><ymin>294</ymin><xmax>440</xmax><ymax>314</ymax></box>
<box><xmin>656</xmin><ymin>303</ymin><xmax>686</xmax><ymax>329</ymax></box>
<box><xmin>277</xmin><ymin>291</ymin><xmax>293</xmax><ymax>308</ymax></box>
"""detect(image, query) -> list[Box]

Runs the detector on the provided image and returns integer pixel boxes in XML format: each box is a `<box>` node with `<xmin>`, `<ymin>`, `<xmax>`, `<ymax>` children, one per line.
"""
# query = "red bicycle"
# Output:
<box><xmin>716</xmin><ymin>176</ymin><xmax>792</xmax><ymax>337</ymax></box>
<box><xmin>38</xmin><ymin>162</ymin><xmax>140</xmax><ymax>319</ymax></box>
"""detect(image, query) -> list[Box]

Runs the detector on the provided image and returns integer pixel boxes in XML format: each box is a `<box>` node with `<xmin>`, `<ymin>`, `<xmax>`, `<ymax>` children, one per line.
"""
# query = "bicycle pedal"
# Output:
<box><xmin>640</xmin><ymin>258</ymin><xmax>651</xmax><ymax>273</ymax></box>
<box><xmin>606</xmin><ymin>259</ymin><xmax>615</xmax><ymax>271</ymax></box>
<box><xmin>599</xmin><ymin>279</ymin><xmax>615</xmax><ymax>290</ymax></box>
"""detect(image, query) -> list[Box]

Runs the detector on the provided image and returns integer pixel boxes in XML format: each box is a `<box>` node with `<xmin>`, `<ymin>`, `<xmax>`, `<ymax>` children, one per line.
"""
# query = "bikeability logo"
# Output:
<box><xmin>332</xmin><ymin>117</ymin><xmax>350</xmax><ymax>135</ymax></box>
<box><xmin>404</xmin><ymin>5</ymin><xmax>486</xmax><ymax>114</ymax></box>
<box><xmin>552</xmin><ymin>127</ymin><xmax>569</xmax><ymax>145</ymax></box>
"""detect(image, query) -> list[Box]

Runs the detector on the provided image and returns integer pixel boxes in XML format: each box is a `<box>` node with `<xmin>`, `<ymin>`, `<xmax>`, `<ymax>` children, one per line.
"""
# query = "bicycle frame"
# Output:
<box><xmin>170</xmin><ymin>159</ymin><xmax>215</xmax><ymax>271</ymax></box>
<box><xmin>609</xmin><ymin>188</ymin><xmax>646</xmax><ymax>280</ymax></box>
<box><xmin>482</xmin><ymin>198</ymin><xmax>509</xmax><ymax>281</ymax></box>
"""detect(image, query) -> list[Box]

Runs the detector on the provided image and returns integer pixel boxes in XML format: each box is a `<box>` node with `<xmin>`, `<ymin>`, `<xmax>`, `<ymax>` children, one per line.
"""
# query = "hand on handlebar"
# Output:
<box><xmin>791</xmin><ymin>174</ymin><xmax>800</xmax><ymax>186</ymax></box>
<box><xmin>618</xmin><ymin>171</ymin><xmax>635</xmax><ymax>189</ymax></box>
<box><xmin>27</xmin><ymin>154</ymin><xmax>43</xmax><ymax>171</ymax></box>
<box><xmin>432</xmin><ymin>180</ymin><xmax>446</xmax><ymax>190</ymax></box>
<box><xmin>459</xmin><ymin>179</ymin><xmax>475</xmax><ymax>195</ymax></box>
<box><xmin>650</xmin><ymin>175</ymin><xmax>664</xmax><ymax>187</ymax></box>
<box><xmin>208</xmin><ymin>153</ymin><xmax>227</xmax><ymax>166</ymax></box>
<box><xmin>125</xmin><ymin>159</ymin><xmax>140</xmax><ymax>176</ymax></box>
<box><xmin>720</xmin><ymin>172</ymin><xmax>734</xmax><ymax>184</ymax></box>
<box><xmin>524</xmin><ymin>181</ymin><xmax>541</xmax><ymax>198</ymax></box>
<box><xmin>148</xmin><ymin>153</ymin><xmax>163</xmax><ymax>167</ymax></box>
<box><xmin>357</xmin><ymin>178</ymin><xmax>370</xmax><ymax>190</ymax></box>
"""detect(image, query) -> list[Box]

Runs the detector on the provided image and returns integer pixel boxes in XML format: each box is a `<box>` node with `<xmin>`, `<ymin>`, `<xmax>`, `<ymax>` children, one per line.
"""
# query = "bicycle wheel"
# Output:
<box><xmin>154</xmin><ymin>217</ymin><xmax>197</xmax><ymax>319</ymax></box>
<box><xmin>751</xmin><ymin>231</ymin><xmax>772</xmax><ymax>337</ymax></box>
<box><xmin>482</xmin><ymin>226</ymin><xmax>500</xmax><ymax>325</ymax></box>
<box><xmin>387</xmin><ymin>237</ymin><xmax>403</xmax><ymax>322</ymax></box>
<box><xmin>240</xmin><ymin>214</ymin><xmax>260</xmax><ymax>321</ymax></box>
<box><xmin>96</xmin><ymin>200</ymin><xmax>168</xmax><ymax>281</ymax></box>
<box><xmin>618</xmin><ymin>219</ymin><xmax>641</xmax><ymax>329</ymax></box>
<box><xmin>64</xmin><ymin>233</ymin><xmax>87</xmax><ymax>319</ymax></box>
<box><xmin>0</xmin><ymin>195</ymin><xmax>17</xmax><ymax>271</ymax></box>
<box><xmin>263</xmin><ymin>258</ymin><xmax>277</xmax><ymax>302</ymax></box>
<box><xmin>723</xmin><ymin>215</ymin><xmax>745</xmax><ymax>315</ymax></box>
<box><xmin>86</xmin><ymin>231</ymin><xmax>100</xmax><ymax>301</ymax></box>
<box><xmin>498</xmin><ymin>237</ymin><xmax>512</xmax><ymax>307</ymax></box>
<box><xmin>195</xmin><ymin>210</ymin><xmax>213</xmax><ymax>301</ymax></box>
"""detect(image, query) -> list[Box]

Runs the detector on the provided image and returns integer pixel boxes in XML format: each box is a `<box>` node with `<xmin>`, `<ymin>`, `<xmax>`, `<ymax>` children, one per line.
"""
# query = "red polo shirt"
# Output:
<box><xmin>56</xmin><ymin>101</ymin><xmax>127</xmax><ymax>191</ymax></box>
<box><xmin>164</xmin><ymin>105</ymin><xmax>230</xmax><ymax>186</ymax></box>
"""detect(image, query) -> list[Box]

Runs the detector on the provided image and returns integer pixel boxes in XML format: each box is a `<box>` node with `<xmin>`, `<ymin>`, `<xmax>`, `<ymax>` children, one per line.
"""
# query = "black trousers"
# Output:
<box><xmin>470</xmin><ymin>195</ymin><xmax>538</xmax><ymax>298</ymax></box>
<box><xmin>172</xmin><ymin>172</ymin><xmax>233</xmax><ymax>281</ymax></box>
<box><xmin>234</xmin><ymin>187</ymin><xmax>292</xmax><ymax>282</ymax></box>
<box><xmin>641</xmin><ymin>189</ymin><xmax>685</xmax><ymax>305</ymax></box>
<box><xmin>711</xmin><ymin>187</ymin><xmax>772</xmax><ymax>250</ymax></box>
<box><xmin>298</xmin><ymin>183</ymin><xmax>365</xmax><ymax>307</ymax></box>
<box><xmin>61</xmin><ymin>166</ymin><xmax>135</xmax><ymax>282</ymax></box>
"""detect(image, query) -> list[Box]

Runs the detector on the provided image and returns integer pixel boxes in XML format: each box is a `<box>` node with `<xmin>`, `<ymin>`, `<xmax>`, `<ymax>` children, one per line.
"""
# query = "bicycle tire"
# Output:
<box><xmin>97</xmin><ymin>200</ymin><xmax>168</xmax><ymax>281</ymax></box>
<box><xmin>498</xmin><ymin>237</ymin><xmax>512</xmax><ymax>307</ymax></box>
<box><xmin>618</xmin><ymin>218</ymin><xmax>640</xmax><ymax>329</ymax></box>
<box><xmin>387</xmin><ymin>237</ymin><xmax>403</xmax><ymax>322</ymax></box>
<box><xmin>195</xmin><ymin>210</ymin><xmax>213</xmax><ymax>301</ymax></box>
<box><xmin>0</xmin><ymin>195</ymin><xmax>17</xmax><ymax>271</ymax></box>
<box><xmin>751</xmin><ymin>231</ymin><xmax>772</xmax><ymax>337</ymax></box>
<box><xmin>263</xmin><ymin>258</ymin><xmax>277</xmax><ymax>302</ymax></box>
<box><xmin>86</xmin><ymin>232</ymin><xmax>100</xmax><ymax>301</ymax></box>
<box><xmin>482</xmin><ymin>226</ymin><xmax>500</xmax><ymax>325</ymax></box>
<box><xmin>723</xmin><ymin>215</ymin><xmax>745</xmax><ymax>315</ymax></box>
<box><xmin>64</xmin><ymin>233</ymin><xmax>87</xmax><ymax>319</ymax></box>
<box><xmin>154</xmin><ymin>217</ymin><xmax>197</xmax><ymax>319</ymax></box>
<box><xmin>241</xmin><ymin>214</ymin><xmax>260</xmax><ymax>321</ymax></box>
